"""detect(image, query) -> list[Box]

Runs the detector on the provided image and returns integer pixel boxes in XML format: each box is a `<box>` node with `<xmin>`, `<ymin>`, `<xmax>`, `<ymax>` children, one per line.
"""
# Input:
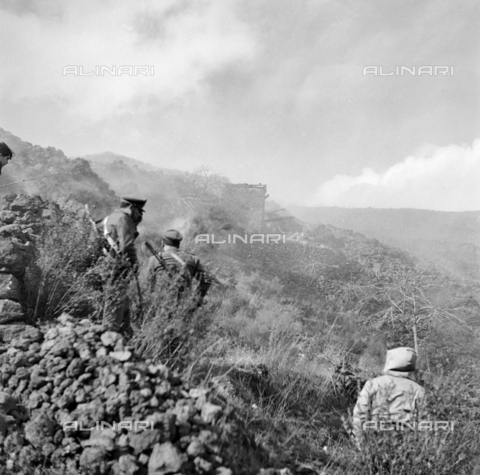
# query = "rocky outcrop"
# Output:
<box><xmin>0</xmin><ymin>314</ymin><xmax>274</xmax><ymax>475</ymax></box>
<box><xmin>0</xmin><ymin>194</ymin><xmax>57</xmax><ymax>343</ymax></box>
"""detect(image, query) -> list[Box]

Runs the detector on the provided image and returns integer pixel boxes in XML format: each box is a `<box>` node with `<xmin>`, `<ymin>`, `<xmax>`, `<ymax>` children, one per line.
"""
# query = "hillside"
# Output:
<box><xmin>85</xmin><ymin>152</ymin><xmax>185</xmax><ymax>175</ymax></box>
<box><xmin>0</xmin><ymin>128</ymin><xmax>117</xmax><ymax>217</ymax></box>
<box><xmin>0</xmin><ymin>129</ymin><xmax>479</xmax><ymax>473</ymax></box>
<box><xmin>290</xmin><ymin>205</ymin><xmax>480</xmax><ymax>280</ymax></box>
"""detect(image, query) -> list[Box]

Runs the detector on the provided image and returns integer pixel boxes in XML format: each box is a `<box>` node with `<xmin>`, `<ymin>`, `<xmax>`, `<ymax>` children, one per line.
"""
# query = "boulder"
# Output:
<box><xmin>0</xmin><ymin>274</ymin><xmax>22</xmax><ymax>301</ymax></box>
<box><xmin>148</xmin><ymin>442</ymin><xmax>186</xmax><ymax>474</ymax></box>
<box><xmin>0</xmin><ymin>240</ymin><xmax>25</xmax><ymax>277</ymax></box>
<box><xmin>0</xmin><ymin>300</ymin><xmax>24</xmax><ymax>324</ymax></box>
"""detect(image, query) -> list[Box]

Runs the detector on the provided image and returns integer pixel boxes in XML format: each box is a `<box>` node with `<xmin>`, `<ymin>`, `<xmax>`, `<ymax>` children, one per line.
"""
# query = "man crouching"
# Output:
<box><xmin>352</xmin><ymin>347</ymin><xmax>425</xmax><ymax>448</ymax></box>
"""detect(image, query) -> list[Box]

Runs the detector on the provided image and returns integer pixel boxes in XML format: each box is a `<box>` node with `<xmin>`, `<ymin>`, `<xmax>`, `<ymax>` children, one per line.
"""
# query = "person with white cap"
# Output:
<box><xmin>352</xmin><ymin>347</ymin><xmax>425</xmax><ymax>446</ymax></box>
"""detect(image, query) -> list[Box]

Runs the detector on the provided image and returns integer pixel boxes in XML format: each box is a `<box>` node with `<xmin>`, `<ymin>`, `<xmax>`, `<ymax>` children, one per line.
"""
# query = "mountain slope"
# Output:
<box><xmin>290</xmin><ymin>206</ymin><xmax>480</xmax><ymax>280</ymax></box>
<box><xmin>0</xmin><ymin>128</ymin><xmax>117</xmax><ymax>216</ymax></box>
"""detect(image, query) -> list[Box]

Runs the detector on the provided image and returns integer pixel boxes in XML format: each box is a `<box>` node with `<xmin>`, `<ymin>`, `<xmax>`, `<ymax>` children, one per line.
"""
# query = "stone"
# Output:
<box><xmin>0</xmin><ymin>240</ymin><xmax>25</xmax><ymax>277</ymax></box>
<box><xmin>101</xmin><ymin>331</ymin><xmax>122</xmax><ymax>347</ymax></box>
<box><xmin>70</xmin><ymin>399</ymin><xmax>106</xmax><ymax>428</ymax></box>
<box><xmin>197</xmin><ymin>430</ymin><xmax>219</xmax><ymax>452</ymax></box>
<box><xmin>118</xmin><ymin>454</ymin><xmax>139</xmax><ymax>475</ymax></box>
<box><xmin>173</xmin><ymin>399</ymin><xmax>196</xmax><ymax>424</ymax></box>
<box><xmin>10</xmin><ymin>195</ymin><xmax>44</xmax><ymax>214</ymax></box>
<box><xmin>0</xmin><ymin>210</ymin><xmax>16</xmax><ymax>224</ymax></box>
<box><xmin>0</xmin><ymin>413</ymin><xmax>9</xmax><ymax>436</ymax></box>
<box><xmin>57</xmin><ymin>313</ymin><xmax>75</xmax><ymax>325</ymax></box>
<box><xmin>42</xmin><ymin>442</ymin><xmax>56</xmax><ymax>456</ymax></box>
<box><xmin>189</xmin><ymin>388</ymin><xmax>209</xmax><ymax>399</ymax></box>
<box><xmin>129</xmin><ymin>429</ymin><xmax>161</xmax><ymax>455</ymax></box>
<box><xmin>215</xmin><ymin>468</ymin><xmax>233</xmax><ymax>475</ymax></box>
<box><xmin>110</xmin><ymin>350</ymin><xmax>132</xmax><ymax>362</ymax></box>
<box><xmin>0</xmin><ymin>300</ymin><xmax>24</xmax><ymax>324</ymax></box>
<box><xmin>79</xmin><ymin>446</ymin><xmax>108</xmax><ymax>467</ymax></box>
<box><xmin>83</xmin><ymin>435</ymin><xmax>115</xmax><ymax>451</ymax></box>
<box><xmin>0</xmin><ymin>324</ymin><xmax>29</xmax><ymax>343</ymax></box>
<box><xmin>22</xmin><ymin>326</ymin><xmax>43</xmax><ymax>342</ymax></box>
<box><xmin>148</xmin><ymin>442</ymin><xmax>185</xmax><ymax>474</ymax></box>
<box><xmin>48</xmin><ymin>340</ymin><xmax>72</xmax><ymax>356</ymax></box>
<box><xmin>96</xmin><ymin>347</ymin><xmax>108</xmax><ymax>357</ymax></box>
<box><xmin>27</xmin><ymin>391</ymin><xmax>43</xmax><ymax>410</ymax></box>
<box><xmin>0</xmin><ymin>391</ymin><xmax>18</xmax><ymax>413</ymax></box>
<box><xmin>0</xmin><ymin>274</ymin><xmax>22</xmax><ymax>301</ymax></box>
<box><xmin>194</xmin><ymin>457</ymin><xmax>213</xmax><ymax>473</ymax></box>
<box><xmin>15</xmin><ymin>366</ymin><xmax>29</xmax><ymax>380</ymax></box>
<box><xmin>140</xmin><ymin>388</ymin><xmax>152</xmax><ymax>398</ymax></box>
<box><xmin>24</xmin><ymin>413</ymin><xmax>55</xmax><ymax>448</ymax></box>
<box><xmin>187</xmin><ymin>440</ymin><xmax>205</xmax><ymax>457</ymax></box>
<box><xmin>201</xmin><ymin>403</ymin><xmax>223</xmax><ymax>424</ymax></box>
<box><xmin>66</xmin><ymin>358</ymin><xmax>84</xmax><ymax>377</ymax></box>
<box><xmin>44</xmin><ymin>327</ymin><xmax>59</xmax><ymax>340</ymax></box>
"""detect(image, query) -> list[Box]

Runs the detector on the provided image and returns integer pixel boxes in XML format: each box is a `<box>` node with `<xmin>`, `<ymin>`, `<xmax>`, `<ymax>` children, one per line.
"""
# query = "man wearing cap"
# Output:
<box><xmin>146</xmin><ymin>229</ymin><xmax>211</xmax><ymax>305</ymax></box>
<box><xmin>99</xmin><ymin>197</ymin><xmax>147</xmax><ymax>333</ymax></box>
<box><xmin>0</xmin><ymin>142</ymin><xmax>13</xmax><ymax>175</ymax></box>
<box><xmin>352</xmin><ymin>347</ymin><xmax>425</xmax><ymax>447</ymax></box>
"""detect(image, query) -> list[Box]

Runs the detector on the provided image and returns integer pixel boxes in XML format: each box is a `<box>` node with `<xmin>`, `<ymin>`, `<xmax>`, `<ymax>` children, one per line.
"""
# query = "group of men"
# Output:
<box><xmin>103</xmin><ymin>196</ymin><xmax>426</xmax><ymax>450</ymax></box>
<box><xmin>1</xmin><ymin>140</ymin><xmax>426</xmax><ymax>450</ymax></box>
<box><xmin>98</xmin><ymin>196</ymin><xmax>211</xmax><ymax>334</ymax></box>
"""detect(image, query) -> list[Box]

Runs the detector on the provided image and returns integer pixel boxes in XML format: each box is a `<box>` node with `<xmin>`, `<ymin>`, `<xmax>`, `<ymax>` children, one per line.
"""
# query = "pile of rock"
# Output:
<box><xmin>0</xmin><ymin>193</ymin><xmax>57</xmax><ymax>330</ymax></box>
<box><xmin>0</xmin><ymin>314</ymin><xmax>272</xmax><ymax>475</ymax></box>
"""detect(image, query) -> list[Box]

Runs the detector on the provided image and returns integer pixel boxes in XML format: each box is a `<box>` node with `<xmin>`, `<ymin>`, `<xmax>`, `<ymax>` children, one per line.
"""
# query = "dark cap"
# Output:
<box><xmin>163</xmin><ymin>229</ymin><xmax>183</xmax><ymax>246</ymax></box>
<box><xmin>0</xmin><ymin>142</ymin><xmax>13</xmax><ymax>158</ymax></box>
<box><xmin>121</xmin><ymin>197</ymin><xmax>147</xmax><ymax>212</ymax></box>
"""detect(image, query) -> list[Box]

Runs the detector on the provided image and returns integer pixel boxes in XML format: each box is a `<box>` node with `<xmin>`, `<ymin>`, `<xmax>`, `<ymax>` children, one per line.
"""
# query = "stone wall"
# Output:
<box><xmin>0</xmin><ymin>194</ymin><xmax>55</xmax><ymax>344</ymax></box>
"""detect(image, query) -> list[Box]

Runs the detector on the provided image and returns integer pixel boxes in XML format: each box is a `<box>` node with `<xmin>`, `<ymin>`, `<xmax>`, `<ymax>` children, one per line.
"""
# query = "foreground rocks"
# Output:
<box><xmin>0</xmin><ymin>194</ymin><xmax>58</xmax><ymax>329</ymax></box>
<box><xmin>0</xmin><ymin>314</ymin><xmax>276</xmax><ymax>475</ymax></box>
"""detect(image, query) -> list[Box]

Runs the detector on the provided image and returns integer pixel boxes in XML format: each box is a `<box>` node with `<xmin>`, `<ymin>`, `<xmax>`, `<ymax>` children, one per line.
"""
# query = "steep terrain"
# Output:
<box><xmin>0</xmin><ymin>129</ymin><xmax>117</xmax><ymax>217</ymax></box>
<box><xmin>85</xmin><ymin>152</ymin><xmax>185</xmax><ymax>175</ymax></box>
<box><xmin>0</xmin><ymin>130</ymin><xmax>479</xmax><ymax>473</ymax></box>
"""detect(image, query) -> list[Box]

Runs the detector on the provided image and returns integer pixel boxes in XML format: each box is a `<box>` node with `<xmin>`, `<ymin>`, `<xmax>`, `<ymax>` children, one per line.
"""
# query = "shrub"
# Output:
<box><xmin>131</xmin><ymin>271</ymin><xmax>213</xmax><ymax>371</ymax></box>
<box><xmin>24</xmin><ymin>211</ymin><xmax>107</xmax><ymax>323</ymax></box>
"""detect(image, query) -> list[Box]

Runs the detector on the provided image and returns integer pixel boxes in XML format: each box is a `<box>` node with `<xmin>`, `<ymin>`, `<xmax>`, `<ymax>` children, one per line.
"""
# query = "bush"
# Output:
<box><xmin>131</xmin><ymin>271</ymin><xmax>213</xmax><ymax>371</ymax></box>
<box><xmin>24</xmin><ymin>211</ymin><xmax>107</xmax><ymax>323</ymax></box>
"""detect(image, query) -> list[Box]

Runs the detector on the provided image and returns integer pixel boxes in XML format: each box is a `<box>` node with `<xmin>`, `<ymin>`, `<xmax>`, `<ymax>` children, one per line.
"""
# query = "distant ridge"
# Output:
<box><xmin>84</xmin><ymin>152</ymin><xmax>185</xmax><ymax>175</ymax></box>
<box><xmin>290</xmin><ymin>205</ymin><xmax>480</xmax><ymax>280</ymax></box>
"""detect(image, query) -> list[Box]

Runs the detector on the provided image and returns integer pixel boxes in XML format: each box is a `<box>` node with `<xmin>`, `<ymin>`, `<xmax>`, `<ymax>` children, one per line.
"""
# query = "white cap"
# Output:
<box><xmin>384</xmin><ymin>347</ymin><xmax>417</xmax><ymax>372</ymax></box>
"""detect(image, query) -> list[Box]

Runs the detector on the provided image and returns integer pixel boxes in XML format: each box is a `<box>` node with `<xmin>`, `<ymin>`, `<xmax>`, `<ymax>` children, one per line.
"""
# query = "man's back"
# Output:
<box><xmin>99</xmin><ymin>209</ymin><xmax>138</xmax><ymax>266</ymax></box>
<box><xmin>356</xmin><ymin>372</ymin><xmax>425</xmax><ymax>422</ymax></box>
<box><xmin>146</xmin><ymin>250</ymin><xmax>211</xmax><ymax>297</ymax></box>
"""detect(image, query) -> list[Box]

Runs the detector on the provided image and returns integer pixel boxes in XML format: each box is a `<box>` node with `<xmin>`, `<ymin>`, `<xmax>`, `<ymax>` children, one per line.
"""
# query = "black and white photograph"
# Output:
<box><xmin>0</xmin><ymin>1</ymin><xmax>479</xmax><ymax>474</ymax></box>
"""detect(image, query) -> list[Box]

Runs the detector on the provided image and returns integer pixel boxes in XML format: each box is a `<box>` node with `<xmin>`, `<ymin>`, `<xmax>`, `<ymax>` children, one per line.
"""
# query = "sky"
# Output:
<box><xmin>0</xmin><ymin>0</ymin><xmax>479</xmax><ymax>210</ymax></box>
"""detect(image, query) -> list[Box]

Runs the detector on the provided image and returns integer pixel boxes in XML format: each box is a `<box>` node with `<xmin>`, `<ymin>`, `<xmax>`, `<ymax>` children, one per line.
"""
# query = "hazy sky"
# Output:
<box><xmin>1</xmin><ymin>0</ymin><xmax>479</xmax><ymax>210</ymax></box>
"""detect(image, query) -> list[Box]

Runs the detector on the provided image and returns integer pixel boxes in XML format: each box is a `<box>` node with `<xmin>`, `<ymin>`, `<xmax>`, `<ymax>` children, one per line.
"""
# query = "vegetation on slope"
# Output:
<box><xmin>19</xmin><ymin>196</ymin><xmax>480</xmax><ymax>474</ymax></box>
<box><xmin>1</xmin><ymin>129</ymin><xmax>479</xmax><ymax>473</ymax></box>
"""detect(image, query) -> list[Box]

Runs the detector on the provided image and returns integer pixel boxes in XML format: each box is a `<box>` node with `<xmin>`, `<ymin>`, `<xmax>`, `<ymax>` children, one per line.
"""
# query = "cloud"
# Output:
<box><xmin>309</xmin><ymin>140</ymin><xmax>480</xmax><ymax>211</ymax></box>
<box><xmin>0</xmin><ymin>0</ymin><xmax>257</xmax><ymax>119</ymax></box>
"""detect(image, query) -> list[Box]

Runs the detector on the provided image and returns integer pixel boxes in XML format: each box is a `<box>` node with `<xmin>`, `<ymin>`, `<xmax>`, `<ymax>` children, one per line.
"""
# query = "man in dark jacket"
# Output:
<box><xmin>99</xmin><ymin>197</ymin><xmax>146</xmax><ymax>333</ymax></box>
<box><xmin>146</xmin><ymin>229</ymin><xmax>211</xmax><ymax>306</ymax></box>
<box><xmin>0</xmin><ymin>142</ymin><xmax>13</xmax><ymax>175</ymax></box>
